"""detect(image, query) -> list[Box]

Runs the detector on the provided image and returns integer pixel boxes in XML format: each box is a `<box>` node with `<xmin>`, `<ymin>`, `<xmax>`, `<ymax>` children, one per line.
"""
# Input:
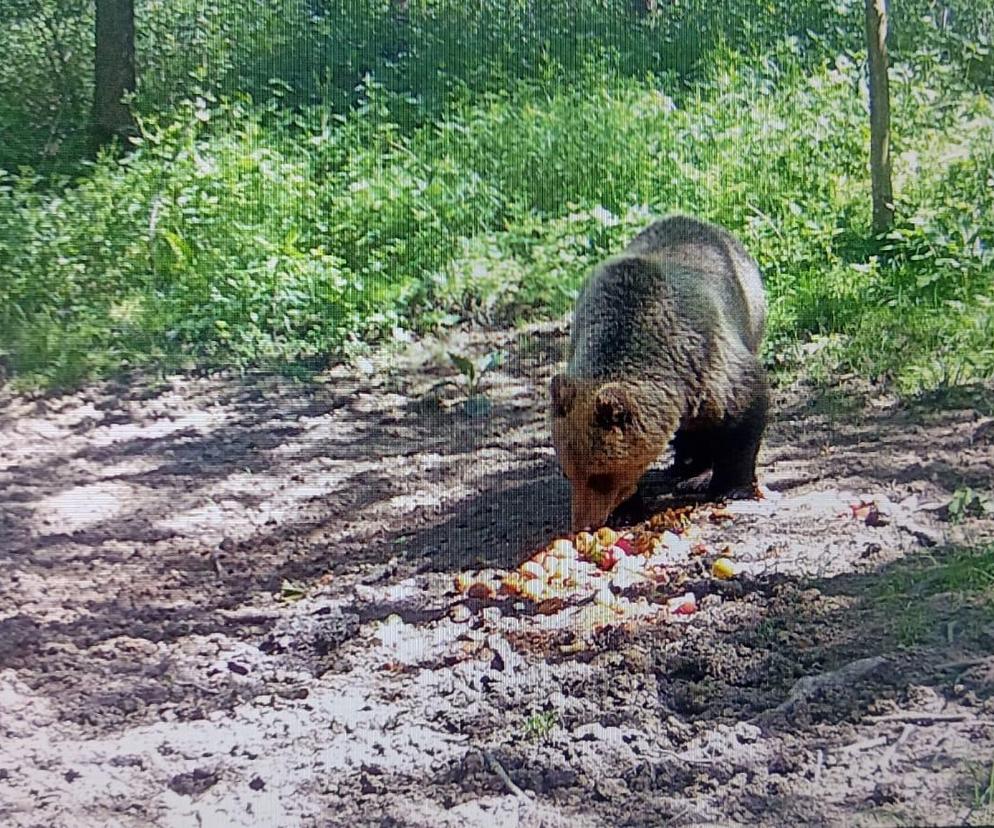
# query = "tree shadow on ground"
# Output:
<box><xmin>1</xmin><ymin>335</ymin><xmax>991</xmax><ymax>742</ymax></box>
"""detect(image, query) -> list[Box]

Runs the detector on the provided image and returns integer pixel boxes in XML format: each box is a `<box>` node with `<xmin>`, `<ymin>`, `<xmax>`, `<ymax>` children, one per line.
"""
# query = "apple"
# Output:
<box><xmin>595</xmin><ymin>527</ymin><xmax>619</xmax><ymax>547</ymax></box>
<box><xmin>574</xmin><ymin>531</ymin><xmax>595</xmax><ymax>554</ymax></box>
<box><xmin>711</xmin><ymin>557</ymin><xmax>736</xmax><ymax>580</ymax></box>
<box><xmin>521</xmin><ymin>561</ymin><xmax>546</xmax><ymax>580</ymax></box>
<box><xmin>668</xmin><ymin>592</ymin><xmax>697</xmax><ymax>615</ymax></box>
<box><xmin>520</xmin><ymin>579</ymin><xmax>546</xmax><ymax>602</ymax></box>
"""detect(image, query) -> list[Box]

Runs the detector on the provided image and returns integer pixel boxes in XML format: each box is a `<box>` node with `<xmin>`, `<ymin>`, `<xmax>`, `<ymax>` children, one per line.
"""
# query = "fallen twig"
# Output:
<box><xmin>865</xmin><ymin>712</ymin><xmax>966</xmax><ymax>725</ymax></box>
<box><xmin>879</xmin><ymin>724</ymin><xmax>913</xmax><ymax>769</ymax></box>
<box><xmin>481</xmin><ymin>750</ymin><xmax>532</xmax><ymax>800</ymax></box>
<box><xmin>935</xmin><ymin>657</ymin><xmax>988</xmax><ymax>671</ymax></box>
<box><xmin>837</xmin><ymin>735</ymin><xmax>889</xmax><ymax>754</ymax></box>
<box><xmin>658</xmin><ymin>749</ymin><xmax>716</xmax><ymax>767</ymax></box>
<box><xmin>775</xmin><ymin>656</ymin><xmax>888</xmax><ymax>714</ymax></box>
<box><xmin>210</xmin><ymin>548</ymin><xmax>227</xmax><ymax>578</ymax></box>
<box><xmin>172</xmin><ymin>679</ymin><xmax>221</xmax><ymax>695</ymax></box>
<box><xmin>216</xmin><ymin>607</ymin><xmax>283</xmax><ymax>623</ymax></box>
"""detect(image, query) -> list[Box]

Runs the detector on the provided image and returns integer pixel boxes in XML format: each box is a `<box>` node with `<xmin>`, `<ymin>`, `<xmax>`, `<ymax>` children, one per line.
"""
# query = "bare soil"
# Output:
<box><xmin>2</xmin><ymin>322</ymin><xmax>993</xmax><ymax>828</ymax></box>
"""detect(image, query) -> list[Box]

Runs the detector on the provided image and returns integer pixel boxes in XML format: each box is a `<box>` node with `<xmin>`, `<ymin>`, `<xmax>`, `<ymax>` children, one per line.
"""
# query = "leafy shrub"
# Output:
<box><xmin>1</xmin><ymin>2</ymin><xmax>993</xmax><ymax>392</ymax></box>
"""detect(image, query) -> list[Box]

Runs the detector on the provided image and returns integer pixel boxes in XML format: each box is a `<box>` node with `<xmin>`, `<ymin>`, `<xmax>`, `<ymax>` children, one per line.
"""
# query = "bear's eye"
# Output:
<box><xmin>594</xmin><ymin>394</ymin><xmax>632</xmax><ymax>430</ymax></box>
<box><xmin>587</xmin><ymin>473</ymin><xmax>614</xmax><ymax>494</ymax></box>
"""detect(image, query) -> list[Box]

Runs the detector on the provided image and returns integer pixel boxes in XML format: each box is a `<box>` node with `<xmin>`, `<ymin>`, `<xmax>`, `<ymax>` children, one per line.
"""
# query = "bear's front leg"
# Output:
<box><xmin>669</xmin><ymin>427</ymin><xmax>715</xmax><ymax>480</ymax></box>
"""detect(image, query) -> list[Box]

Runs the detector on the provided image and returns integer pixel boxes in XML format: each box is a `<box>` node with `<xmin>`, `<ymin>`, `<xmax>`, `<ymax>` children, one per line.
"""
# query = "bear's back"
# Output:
<box><xmin>569</xmin><ymin>256</ymin><xmax>717</xmax><ymax>382</ymax></box>
<box><xmin>568</xmin><ymin>216</ymin><xmax>765</xmax><ymax>380</ymax></box>
<box><xmin>622</xmin><ymin>215</ymin><xmax>765</xmax><ymax>352</ymax></box>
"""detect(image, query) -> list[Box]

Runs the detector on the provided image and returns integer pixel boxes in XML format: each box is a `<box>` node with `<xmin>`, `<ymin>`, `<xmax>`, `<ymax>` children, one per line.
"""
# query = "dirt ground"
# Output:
<box><xmin>2</xmin><ymin>322</ymin><xmax>993</xmax><ymax>828</ymax></box>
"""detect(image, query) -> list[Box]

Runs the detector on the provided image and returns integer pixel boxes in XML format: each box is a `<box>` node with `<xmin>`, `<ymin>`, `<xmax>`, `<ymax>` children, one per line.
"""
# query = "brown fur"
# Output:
<box><xmin>550</xmin><ymin>215</ymin><xmax>768</xmax><ymax>531</ymax></box>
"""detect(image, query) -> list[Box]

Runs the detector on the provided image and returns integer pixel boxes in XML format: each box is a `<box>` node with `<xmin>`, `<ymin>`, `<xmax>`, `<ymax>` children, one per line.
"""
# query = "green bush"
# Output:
<box><xmin>6</xmin><ymin>0</ymin><xmax>993</xmax><ymax>175</ymax></box>
<box><xmin>0</xmin><ymin>1</ymin><xmax>992</xmax><ymax>391</ymax></box>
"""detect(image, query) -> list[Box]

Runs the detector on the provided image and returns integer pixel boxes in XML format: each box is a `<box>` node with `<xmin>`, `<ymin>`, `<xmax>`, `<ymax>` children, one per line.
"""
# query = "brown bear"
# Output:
<box><xmin>550</xmin><ymin>215</ymin><xmax>768</xmax><ymax>531</ymax></box>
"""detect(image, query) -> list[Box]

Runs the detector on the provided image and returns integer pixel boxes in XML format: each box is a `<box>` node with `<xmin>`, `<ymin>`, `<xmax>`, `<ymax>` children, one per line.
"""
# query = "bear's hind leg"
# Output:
<box><xmin>707</xmin><ymin>381</ymin><xmax>768</xmax><ymax>498</ymax></box>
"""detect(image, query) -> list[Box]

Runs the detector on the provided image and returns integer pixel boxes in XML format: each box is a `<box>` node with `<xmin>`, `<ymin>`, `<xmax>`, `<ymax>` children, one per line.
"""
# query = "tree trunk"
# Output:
<box><xmin>865</xmin><ymin>0</ymin><xmax>894</xmax><ymax>234</ymax></box>
<box><xmin>92</xmin><ymin>0</ymin><xmax>136</xmax><ymax>148</ymax></box>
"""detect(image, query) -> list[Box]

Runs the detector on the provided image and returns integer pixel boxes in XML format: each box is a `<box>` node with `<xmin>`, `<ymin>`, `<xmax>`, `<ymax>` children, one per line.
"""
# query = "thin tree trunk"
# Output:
<box><xmin>93</xmin><ymin>0</ymin><xmax>136</xmax><ymax>148</ymax></box>
<box><xmin>865</xmin><ymin>0</ymin><xmax>894</xmax><ymax>233</ymax></box>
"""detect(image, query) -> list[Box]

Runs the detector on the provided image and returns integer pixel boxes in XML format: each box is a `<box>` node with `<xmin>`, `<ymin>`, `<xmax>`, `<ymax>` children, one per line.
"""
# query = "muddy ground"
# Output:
<box><xmin>1</xmin><ymin>322</ymin><xmax>993</xmax><ymax>828</ymax></box>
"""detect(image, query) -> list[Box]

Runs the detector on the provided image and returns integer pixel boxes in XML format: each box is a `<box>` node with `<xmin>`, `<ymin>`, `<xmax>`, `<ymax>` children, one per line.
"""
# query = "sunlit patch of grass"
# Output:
<box><xmin>873</xmin><ymin>545</ymin><xmax>994</xmax><ymax>647</ymax></box>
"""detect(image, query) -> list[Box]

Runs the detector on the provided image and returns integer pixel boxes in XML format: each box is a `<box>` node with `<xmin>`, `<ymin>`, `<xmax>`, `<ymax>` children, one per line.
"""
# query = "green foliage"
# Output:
<box><xmin>0</xmin><ymin>1</ymin><xmax>993</xmax><ymax>391</ymax></box>
<box><xmin>522</xmin><ymin>709</ymin><xmax>558</xmax><ymax>742</ymax></box>
<box><xmin>973</xmin><ymin>757</ymin><xmax>994</xmax><ymax>813</ymax></box>
<box><xmin>6</xmin><ymin>0</ymin><xmax>994</xmax><ymax>173</ymax></box>
<box><xmin>0</xmin><ymin>0</ymin><xmax>91</xmax><ymax>172</ymax></box>
<box><xmin>873</xmin><ymin>544</ymin><xmax>994</xmax><ymax>646</ymax></box>
<box><xmin>449</xmin><ymin>350</ymin><xmax>505</xmax><ymax>397</ymax></box>
<box><xmin>949</xmin><ymin>487</ymin><xmax>993</xmax><ymax>523</ymax></box>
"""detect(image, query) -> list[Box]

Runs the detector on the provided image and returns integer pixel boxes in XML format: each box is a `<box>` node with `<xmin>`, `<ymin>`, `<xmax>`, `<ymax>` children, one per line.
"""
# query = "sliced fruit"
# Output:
<box><xmin>574</xmin><ymin>531</ymin><xmax>595</xmax><ymax>554</ymax></box>
<box><xmin>668</xmin><ymin>592</ymin><xmax>697</xmax><ymax>615</ymax></box>
<box><xmin>520</xmin><ymin>561</ymin><xmax>545</xmax><ymax>580</ymax></box>
<box><xmin>613</xmin><ymin>537</ymin><xmax>634</xmax><ymax>555</ymax></box>
<box><xmin>520</xmin><ymin>579</ymin><xmax>546</xmax><ymax>602</ymax></box>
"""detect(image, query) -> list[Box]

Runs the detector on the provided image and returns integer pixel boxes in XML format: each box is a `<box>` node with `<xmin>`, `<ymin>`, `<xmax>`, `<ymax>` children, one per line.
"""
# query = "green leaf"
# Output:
<box><xmin>279</xmin><ymin>578</ymin><xmax>308</xmax><ymax>602</ymax></box>
<box><xmin>449</xmin><ymin>352</ymin><xmax>476</xmax><ymax>382</ymax></box>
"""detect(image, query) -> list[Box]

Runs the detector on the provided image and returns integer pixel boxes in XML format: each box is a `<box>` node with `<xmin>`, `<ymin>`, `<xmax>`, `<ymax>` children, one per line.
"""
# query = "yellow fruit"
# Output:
<box><xmin>502</xmin><ymin>572</ymin><xmax>524</xmax><ymax>595</ymax></box>
<box><xmin>574</xmin><ymin>531</ymin><xmax>595</xmax><ymax>554</ymax></box>
<box><xmin>454</xmin><ymin>572</ymin><xmax>475</xmax><ymax>593</ymax></box>
<box><xmin>711</xmin><ymin>557</ymin><xmax>736</xmax><ymax>580</ymax></box>
<box><xmin>595</xmin><ymin>527</ymin><xmax>619</xmax><ymax>547</ymax></box>
<box><xmin>554</xmin><ymin>557</ymin><xmax>574</xmax><ymax>580</ymax></box>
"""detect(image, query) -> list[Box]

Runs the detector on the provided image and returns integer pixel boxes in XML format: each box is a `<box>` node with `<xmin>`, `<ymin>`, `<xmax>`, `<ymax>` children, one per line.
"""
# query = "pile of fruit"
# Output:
<box><xmin>454</xmin><ymin>507</ymin><xmax>739</xmax><ymax>622</ymax></box>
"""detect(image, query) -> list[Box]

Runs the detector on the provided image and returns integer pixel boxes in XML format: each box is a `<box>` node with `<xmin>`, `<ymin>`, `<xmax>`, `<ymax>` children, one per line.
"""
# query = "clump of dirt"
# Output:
<box><xmin>1</xmin><ymin>323</ymin><xmax>993</xmax><ymax>827</ymax></box>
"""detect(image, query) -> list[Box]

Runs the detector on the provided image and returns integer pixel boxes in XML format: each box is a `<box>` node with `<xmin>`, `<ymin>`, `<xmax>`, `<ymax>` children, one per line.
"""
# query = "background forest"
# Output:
<box><xmin>0</xmin><ymin>0</ymin><xmax>992</xmax><ymax>392</ymax></box>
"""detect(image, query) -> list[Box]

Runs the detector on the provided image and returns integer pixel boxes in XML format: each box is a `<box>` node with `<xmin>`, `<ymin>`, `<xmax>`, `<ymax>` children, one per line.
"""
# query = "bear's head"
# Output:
<box><xmin>549</xmin><ymin>374</ymin><xmax>663</xmax><ymax>532</ymax></box>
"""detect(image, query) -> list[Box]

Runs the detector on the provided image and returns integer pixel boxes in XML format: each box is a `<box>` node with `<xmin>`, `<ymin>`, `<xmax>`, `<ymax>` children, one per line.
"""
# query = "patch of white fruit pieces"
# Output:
<box><xmin>454</xmin><ymin>525</ymin><xmax>707</xmax><ymax>618</ymax></box>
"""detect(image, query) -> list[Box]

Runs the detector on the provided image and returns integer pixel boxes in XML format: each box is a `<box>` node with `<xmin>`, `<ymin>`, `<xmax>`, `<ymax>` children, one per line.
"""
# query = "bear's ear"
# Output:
<box><xmin>593</xmin><ymin>384</ymin><xmax>635</xmax><ymax>431</ymax></box>
<box><xmin>550</xmin><ymin>374</ymin><xmax>577</xmax><ymax>417</ymax></box>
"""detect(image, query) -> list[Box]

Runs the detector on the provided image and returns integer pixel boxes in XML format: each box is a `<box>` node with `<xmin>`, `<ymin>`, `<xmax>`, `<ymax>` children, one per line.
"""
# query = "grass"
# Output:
<box><xmin>522</xmin><ymin>710</ymin><xmax>559</xmax><ymax>742</ymax></box>
<box><xmin>972</xmin><ymin>757</ymin><xmax>994</xmax><ymax>812</ymax></box>
<box><xmin>0</xmin><ymin>3</ymin><xmax>992</xmax><ymax>392</ymax></box>
<box><xmin>873</xmin><ymin>544</ymin><xmax>994</xmax><ymax>647</ymax></box>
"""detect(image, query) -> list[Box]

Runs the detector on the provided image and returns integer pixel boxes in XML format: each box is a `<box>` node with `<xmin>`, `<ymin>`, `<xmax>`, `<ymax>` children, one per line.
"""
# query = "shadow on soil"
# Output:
<box><xmin>1</xmin><ymin>357</ymin><xmax>991</xmax><ymax>747</ymax></box>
